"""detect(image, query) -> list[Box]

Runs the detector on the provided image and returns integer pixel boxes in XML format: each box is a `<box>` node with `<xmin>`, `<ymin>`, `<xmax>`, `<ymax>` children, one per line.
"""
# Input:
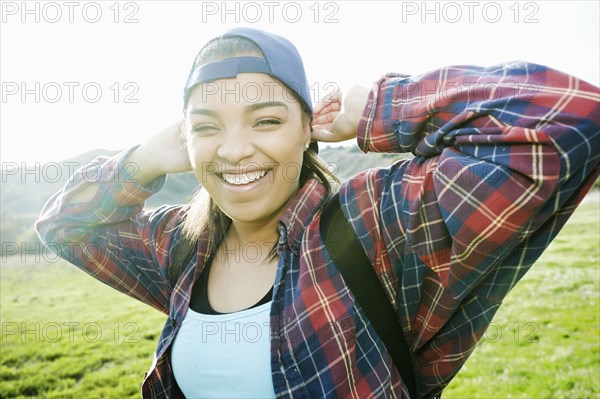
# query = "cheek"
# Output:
<box><xmin>186</xmin><ymin>136</ymin><xmax>213</xmax><ymax>163</ymax></box>
<box><xmin>186</xmin><ymin>138</ymin><xmax>216</xmax><ymax>186</ymax></box>
<box><xmin>278</xmin><ymin>150</ymin><xmax>305</xmax><ymax>183</ymax></box>
<box><xmin>279</xmin><ymin>132</ymin><xmax>307</xmax><ymax>172</ymax></box>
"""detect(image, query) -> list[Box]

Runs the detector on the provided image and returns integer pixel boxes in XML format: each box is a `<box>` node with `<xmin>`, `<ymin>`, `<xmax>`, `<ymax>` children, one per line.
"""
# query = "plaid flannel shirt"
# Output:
<box><xmin>36</xmin><ymin>62</ymin><xmax>600</xmax><ymax>398</ymax></box>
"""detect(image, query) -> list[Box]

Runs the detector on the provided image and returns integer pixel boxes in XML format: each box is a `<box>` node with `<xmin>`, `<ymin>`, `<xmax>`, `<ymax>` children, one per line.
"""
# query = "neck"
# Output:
<box><xmin>223</xmin><ymin>211</ymin><xmax>283</xmax><ymax>266</ymax></box>
<box><xmin>228</xmin><ymin>218</ymin><xmax>279</xmax><ymax>249</ymax></box>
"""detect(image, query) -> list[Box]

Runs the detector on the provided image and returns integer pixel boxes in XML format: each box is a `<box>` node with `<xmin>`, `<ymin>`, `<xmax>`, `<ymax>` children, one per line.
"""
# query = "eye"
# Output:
<box><xmin>254</xmin><ymin>118</ymin><xmax>281</xmax><ymax>128</ymax></box>
<box><xmin>192</xmin><ymin>124</ymin><xmax>218</xmax><ymax>134</ymax></box>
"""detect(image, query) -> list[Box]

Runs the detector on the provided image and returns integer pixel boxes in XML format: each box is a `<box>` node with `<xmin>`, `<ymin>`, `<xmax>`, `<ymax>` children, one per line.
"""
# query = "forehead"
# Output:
<box><xmin>186</xmin><ymin>73</ymin><xmax>301</xmax><ymax>110</ymax></box>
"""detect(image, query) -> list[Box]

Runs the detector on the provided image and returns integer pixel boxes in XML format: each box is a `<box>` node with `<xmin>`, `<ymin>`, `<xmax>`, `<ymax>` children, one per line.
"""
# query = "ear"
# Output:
<box><xmin>302</xmin><ymin>117</ymin><xmax>312</xmax><ymax>147</ymax></box>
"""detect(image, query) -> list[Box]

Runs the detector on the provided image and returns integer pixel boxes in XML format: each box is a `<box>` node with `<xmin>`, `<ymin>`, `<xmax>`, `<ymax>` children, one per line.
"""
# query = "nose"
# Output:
<box><xmin>216</xmin><ymin>128</ymin><xmax>255</xmax><ymax>164</ymax></box>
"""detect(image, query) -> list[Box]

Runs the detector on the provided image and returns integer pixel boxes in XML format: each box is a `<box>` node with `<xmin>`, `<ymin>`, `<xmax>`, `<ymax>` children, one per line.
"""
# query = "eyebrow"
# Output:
<box><xmin>245</xmin><ymin>101</ymin><xmax>288</xmax><ymax>113</ymax></box>
<box><xmin>189</xmin><ymin>101</ymin><xmax>289</xmax><ymax>116</ymax></box>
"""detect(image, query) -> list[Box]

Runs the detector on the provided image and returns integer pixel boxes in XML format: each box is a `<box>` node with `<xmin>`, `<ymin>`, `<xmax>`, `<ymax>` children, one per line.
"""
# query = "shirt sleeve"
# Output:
<box><xmin>35</xmin><ymin>146</ymin><xmax>190</xmax><ymax>315</ymax></box>
<box><xmin>338</xmin><ymin>62</ymin><xmax>600</xmax><ymax>397</ymax></box>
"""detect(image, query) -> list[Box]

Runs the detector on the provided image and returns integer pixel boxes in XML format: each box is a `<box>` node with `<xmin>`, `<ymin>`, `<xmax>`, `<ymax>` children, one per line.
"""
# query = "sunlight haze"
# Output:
<box><xmin>1</xmin><ymin>0</ymin><xmax>598</xmax><ymax>165</ymax></box>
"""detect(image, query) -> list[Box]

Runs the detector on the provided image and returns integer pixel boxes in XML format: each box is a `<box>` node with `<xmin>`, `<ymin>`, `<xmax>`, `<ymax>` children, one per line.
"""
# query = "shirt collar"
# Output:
<box><xmin>277</xmin><ymin>178</ymin><xmax>329</xmax><ymax>254</ymax></box>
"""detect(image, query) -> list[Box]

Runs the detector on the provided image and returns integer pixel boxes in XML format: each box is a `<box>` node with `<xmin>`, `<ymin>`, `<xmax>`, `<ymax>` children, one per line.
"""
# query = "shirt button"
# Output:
<box><xmin>169</xmin><ymin>318</ymin><xmax>176</xmax><ymax>327</ymax></box>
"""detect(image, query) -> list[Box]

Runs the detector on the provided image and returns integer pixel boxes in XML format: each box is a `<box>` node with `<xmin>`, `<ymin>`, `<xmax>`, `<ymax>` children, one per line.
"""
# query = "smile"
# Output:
<box><xmin>220</xmin><ymin>169</ymin><xmax>270</xmax><ymax>186</ymax></box>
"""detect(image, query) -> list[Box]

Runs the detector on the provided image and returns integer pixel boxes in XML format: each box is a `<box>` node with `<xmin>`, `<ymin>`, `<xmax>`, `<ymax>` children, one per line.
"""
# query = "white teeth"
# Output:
<box><xmin>222</xmin><ymin>170</ymin><xmax>268</xmax><ymax>185</ymax></box>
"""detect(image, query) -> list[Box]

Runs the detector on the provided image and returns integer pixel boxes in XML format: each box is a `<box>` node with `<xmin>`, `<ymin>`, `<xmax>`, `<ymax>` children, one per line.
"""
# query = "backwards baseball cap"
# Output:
<box><xmin>183</xmin><ymin>27</ymin><xmax>317</xmax><ymax>152</ymax></box>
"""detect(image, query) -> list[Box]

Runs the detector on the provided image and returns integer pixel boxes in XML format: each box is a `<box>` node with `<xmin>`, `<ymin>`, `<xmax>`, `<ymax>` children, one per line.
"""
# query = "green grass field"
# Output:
<box><xmin>1</xmin><ymin>200</ymin><xmax>598</xmax><ymax>398</ymax></box>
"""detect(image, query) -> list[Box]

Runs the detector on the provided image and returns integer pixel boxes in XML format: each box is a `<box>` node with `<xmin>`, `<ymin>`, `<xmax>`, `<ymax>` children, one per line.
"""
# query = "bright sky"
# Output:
<box><xmin>1</xmin><ymin>0</ymin><xmax>599</xmax><ymax>165</ymax></box>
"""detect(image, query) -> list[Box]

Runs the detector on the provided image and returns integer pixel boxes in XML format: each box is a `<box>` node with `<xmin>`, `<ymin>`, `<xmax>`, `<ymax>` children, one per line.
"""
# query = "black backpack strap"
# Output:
<box><xmin>320</xmin><ymin>192</ymin><xmax>417</xmax><ymax>399</ymax></box>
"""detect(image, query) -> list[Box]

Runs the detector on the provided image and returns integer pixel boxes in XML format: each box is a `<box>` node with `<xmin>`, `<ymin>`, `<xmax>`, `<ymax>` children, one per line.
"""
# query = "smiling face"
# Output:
<box><xmin>184</xmin><ymin>73</ymin><xmax>311</xmax><ymax>228</ymax></box>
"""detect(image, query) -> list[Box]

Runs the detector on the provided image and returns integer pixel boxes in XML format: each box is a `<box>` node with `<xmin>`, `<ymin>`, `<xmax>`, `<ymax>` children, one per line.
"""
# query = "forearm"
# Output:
<box><xmin>36</xmin><ymin>146</ymin><xmax>166</xmax><ymax>242</ymax></box>
<box><xmin>65</xmin><ymin>121</ymin><xmax>188</xmax><ymax>206</ymax></box>
<box><xmin>65</xmin><ymin>145</ymin><xmax>168</xmax><ymax>207</ymax></box>
<box><xmin>356</xmin><ymin>62</ymin><xmax>599</xmax><ymax>214</ymax></box>
<box><xmin>375</xmin><ymin>62</ymin><xmax>597</xmax><ymax>259</ymax></box>
<box><xmin>357</xmin><ymin>62</ymin><xmax>599</xmax><ymax>161</ymax></box>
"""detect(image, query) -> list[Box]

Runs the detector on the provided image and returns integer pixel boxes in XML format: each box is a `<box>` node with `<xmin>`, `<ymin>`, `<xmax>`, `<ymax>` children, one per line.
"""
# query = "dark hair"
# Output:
<box><xmin>169</xmin><ymin>36</ymin><xmax>338</xmax><ymax>285</ymax></box>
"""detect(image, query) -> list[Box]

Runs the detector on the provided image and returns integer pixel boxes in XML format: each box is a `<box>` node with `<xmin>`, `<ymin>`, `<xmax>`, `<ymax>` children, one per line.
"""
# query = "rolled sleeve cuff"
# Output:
<box><xmin>103</xmin><ymin>145</ymin><xmax>167</xmax><ymax>206</ymax></box>
<box><xmin>357</xmin><ymin>74</ymin><xmax>406</xmax><ymax>154</ymax></box>
<box><xmin>60</xmin><ymin>146</ymin><xmax>166</xmax><ymax>215</ymax></box>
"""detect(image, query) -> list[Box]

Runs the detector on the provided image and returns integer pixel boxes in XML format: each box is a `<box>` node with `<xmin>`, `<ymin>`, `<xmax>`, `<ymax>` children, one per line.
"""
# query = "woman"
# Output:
<box><xmin>36</xmin><ymin>27</ymin><xmax>599</xmax><ymax>398</ymax></box>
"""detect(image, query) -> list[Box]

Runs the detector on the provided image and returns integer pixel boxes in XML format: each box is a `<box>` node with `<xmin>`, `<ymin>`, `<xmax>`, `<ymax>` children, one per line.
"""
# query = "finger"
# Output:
<box><xmin>313</xmin><ymin>90</ymin><xmax>342</xmax><ymax>115</ymax></box>
<box><xmin>313</xmin><ymin>103</ymin><xmax>339</xmax><ymax>121</ymax></box>
<box><xmin>312</xmin><ymin>110</ymin><xmax>339</xmax><ymax>127</ymax></box>
<box><xmin>311</xmin><ymin>129</ymin><xmax>339</xmax><ymax>143</ymax></box>
<box><xmin>315</xmin><ymin>100</ymin><xmax>341</xmax><ymax>117</ymax></box>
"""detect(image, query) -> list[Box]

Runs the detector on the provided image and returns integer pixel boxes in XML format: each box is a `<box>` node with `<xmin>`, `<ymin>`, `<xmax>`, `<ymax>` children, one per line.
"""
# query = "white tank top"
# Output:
<box><xmin>171</xmin><ymin>301</ymin><xmax>276</xmax><ymax>398</ymax></box>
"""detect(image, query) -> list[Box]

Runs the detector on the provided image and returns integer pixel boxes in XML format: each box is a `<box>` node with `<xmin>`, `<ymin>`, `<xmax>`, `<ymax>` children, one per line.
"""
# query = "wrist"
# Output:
<box><xmin>125</xmin><ymin>145</ymin><xmax>166</xmax><ymax>186</ymax></box>
<box><xmin>344</xmin><ymin>84</ymin><xmax>371</xmax><ymax>131</ymax></box>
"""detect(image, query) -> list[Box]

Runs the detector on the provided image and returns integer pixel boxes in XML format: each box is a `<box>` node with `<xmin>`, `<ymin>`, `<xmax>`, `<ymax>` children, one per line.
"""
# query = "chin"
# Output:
<box><xmin>221</xmin><ymin>203</ymin><xmax>271</xmax><ymax>223</ymax></box>
<box><xmin>222</xmin><ymin>196</ymin><xmax>292</xmax><ymax>226</ymax></box>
